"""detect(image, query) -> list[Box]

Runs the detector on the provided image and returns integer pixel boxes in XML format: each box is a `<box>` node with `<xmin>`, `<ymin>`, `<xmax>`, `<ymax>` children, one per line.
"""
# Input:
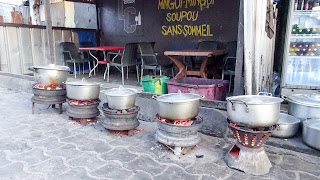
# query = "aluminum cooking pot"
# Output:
<box><xmin>287</xmin><ymin>93</ymin><xmax>320</xmax><ymax>122</ymax></box>
<box><xmin>101</xmin><ymin>86</ymin><xmax>138</xmax><ymax>110</ymax></box>
<box><xmin>272</xmin><ymin>113</ymin><xmax>300</xmax><ymax>138</ymax></box>
<box><xmin>227</xmin><ymin>92</ymin><xmax>283</xmax><ymax>127</ymax></box>
<box><xmin>66</xmin><ymin>78</ymin><xmax>100</xmax><ymax>100</ymax></box>
<box><xmin>153</xmin><ymin>90</ymin><xmax>202</xmax><ymax>120</ymax></box>
<box><xmin>303</xmin><ymin>118</ymin><xmax>320</xmax><ymax>150</ymax></box>
<box><xmin>28</xmin><ymin>64</ymin><xmax>70</xmax><ymax>86</ymax></box>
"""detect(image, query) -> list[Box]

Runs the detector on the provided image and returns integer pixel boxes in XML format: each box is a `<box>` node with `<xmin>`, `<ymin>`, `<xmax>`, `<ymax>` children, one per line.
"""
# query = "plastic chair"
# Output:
<box><xmin>60</xmin><ymin>42</ymin><xmax>91</xmax><ymax>78</ymax></box>
<box><xmin>106</xmin><ymin>43</ymin><xmax>139</xmax><ymax>85</ymax></box>
<box><xmin>221</xmin><ymin>41</ymin><xmax>237</xmax><ymax>92</ymax></box>
<box><xmin>138</xmin><ymin>42</ymin><xmax>174</xmax><ymax>82</ymax></box>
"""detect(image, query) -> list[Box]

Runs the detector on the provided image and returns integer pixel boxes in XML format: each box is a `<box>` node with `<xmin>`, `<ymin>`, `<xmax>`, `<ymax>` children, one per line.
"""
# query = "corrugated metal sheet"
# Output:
<box><xmin>0</xmin><ymin>25</ymin><xmax>89</xmax><ymax>75</ymax></box>
<box><xmin>19</xmin><ymin>27</ymin><xmax>33</xmax><ymax>74</ymax></box>
<box><xmin>6</xmin><ymin>26</ymin><xmax>22</xmax><ymax>74</ymax></box>
<box><xmin>0</xmin><ymin>26</ymin><xmax>9</xmax><ymax>72</ymax></box>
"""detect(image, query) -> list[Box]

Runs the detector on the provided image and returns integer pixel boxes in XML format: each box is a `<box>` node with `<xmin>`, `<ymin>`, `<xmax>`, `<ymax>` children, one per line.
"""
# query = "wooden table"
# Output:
<box><xmin>79</xmin><ymin>46</ymin><xmax>124</xmax><ymax>78</ymax></box>
<box><xmin>164</xmin><ymin>49</ymin><xmax>228</xmax><ymax>79</ymax></box>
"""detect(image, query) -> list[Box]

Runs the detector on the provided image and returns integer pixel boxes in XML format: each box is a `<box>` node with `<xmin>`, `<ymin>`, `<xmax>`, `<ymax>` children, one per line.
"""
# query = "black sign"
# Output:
<box><xmin>65</xmin><ymin>0</ymin><xmax>95</xmax><ymax>4</ymax></box>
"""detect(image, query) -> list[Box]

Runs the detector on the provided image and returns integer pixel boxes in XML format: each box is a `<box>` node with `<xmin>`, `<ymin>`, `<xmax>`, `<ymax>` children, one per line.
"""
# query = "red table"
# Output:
<box><xmin>79</xmin><ymin>46</ymin><xmax>124</xmax><ymax>78</ymax></box>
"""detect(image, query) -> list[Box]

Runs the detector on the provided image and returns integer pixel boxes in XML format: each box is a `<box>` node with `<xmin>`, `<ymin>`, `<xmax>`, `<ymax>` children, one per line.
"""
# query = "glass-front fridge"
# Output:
<box><xmin>282</xmin><ymin>0</ymin><xmax>320</xmax><ymax>95</ymax></box>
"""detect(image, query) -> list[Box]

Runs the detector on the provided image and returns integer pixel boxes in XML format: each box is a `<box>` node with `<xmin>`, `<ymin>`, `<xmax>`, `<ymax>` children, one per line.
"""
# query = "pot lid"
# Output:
<box><xmin>104</xmin><ymin>86</ymin><xmax>138</xmax><ymax>96</ymax></box>
<box><xmin>227</xmin><ymin>95</ymin><xmax>283</xmax><ymax>105</ymax></box>
<box><xmin>35</xmin><ymin>64</ymin><xmax>70</xmax><ymax>71</ymax></box>
<box><xmin>303</xmin><ymin>118</ymin><xmax>320</xmax><ymax>131</ymax></box>
<box><xmin>66</xmin><ymin>78</ymin><xmax>100</xmax><ymax>86</ymax></box>
<box><xmin>278</xmin><ymin>113</ymin><xmax>300</xmax><ymax>125</ymax></box>
<box><xmin>156</xmin><ymin>90</ymin><xmax>202</xmax><ymax>103</ymax></box>
<box><xmin>287</xmin><ymin>93</ymin><xmax>320</xmax><ymax>107</ymax></box>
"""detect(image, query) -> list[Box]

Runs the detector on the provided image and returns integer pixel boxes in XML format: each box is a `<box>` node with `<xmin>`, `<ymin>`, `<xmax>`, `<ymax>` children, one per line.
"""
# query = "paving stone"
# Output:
<box><xmin>201</xmin><ymin>175</ymin><xmax>218</xmax><ymax>180</ymax></box>
<box><xmin>32</xmin><ymin>137</ymin><xmax>65</xmax><ymax>150</ymax></box>
<box><xmin>124</xmin><ymin>155</ymin><xmax>167</xmax><ymax>175</ymax></box>
<box><xmin>299</xmin><ymin>172</ymin><xmax>320</xmax><ymax>180</ymax></box>
<box><xmin>46</xmin><ymin>144</ymin><xmax>83</xmax><ymax>160</ymax></box>
<box><xmin>52</xmin><ymin>167</ymin><xmax>97</xmax><ymax>180</ymax></box>
<box><xmin>22</xmin><ymin>173</ymin><xmax>46</xmax><ymax>180</ymax></box>
<box><xmin>186</xmin><ymin>159</ymin><xmax>232</xmax><ymax>179</ymax></box>
<box><xmin>28</xmin><ymin>157</ymin><xmax>69</xmax><ymax>177</ymax></box>
<box><xmin>0</xmin><ymin>151</ymin><xmax>10</xmax><ymax>167</ymax></box>
<box><xmin>260</xmin><ymin>168</ymin><xmax>297</xmax><ymax>180</ymax></box>
<box><xmin>223</xmin><ymin>171</ymin><xmax>249</xmax><ymax>180</ymax></box>
<box><xmin>100</xmin><ymin>147</ymin><xmax>138</xmax><ymax>163</ymax></box>
<box><xmin>0</xmin><ymin>139</ymin><xmax>32</xmax><ymax>154</ymax></box>
<box><xmin>16</xmin><ymin>131</ymin><xmax>46</xmax><ymax>142</ymax></box>
<box><xmin>44</xmin><ymin>128</ymin><xmax>74</xmax><ymax>139</ymax></box>
<box><xmin>0</xmin><ymin>162</ymin><xmax>29</xmax><ymax>179</ymax></box>
<box><xmin>268</xmin><ymin>153</ymin><xmax>283</xmax><ymax>166</ymax></box>
<box><xmin>10</xmin><ymin>148</ymin><xmax>49</xmax><ymax>165</ymax></box>
<box><xmin>89</xmin><ymin>161</ymin><xmax>132</xmax><ymax>179</ymax></box>
<box><xmin>1</xmin><ymin>125</ymin><xmax>33</xmax><ymax>136</ymax></box>
<box><xmin>279</xmin><ymin>155</ymin><xmax>320</xmax><ymax>176</ymax></box>
<box><xmin>67</xmin><ymin>152</ymin><xmax>106</xmax><ymax>171</ymax></box>
<box><xmin>29</xmin><ymin>122</ymin><xmax>61</xmax><ymax>133</ymax></box>
<box><xmin>77</xmin><ymin>140</ymin><xmax>112</xmax><ymax>154</ymax></box>
<box><xmin>127</xmin><ymin>171</ymin><xmax>153</xmax><ymax>180</ymax></box>
<box><xmin>154</xmin><ymin>166</ymin><xmax>199</xmax><ymax>180</ymax></box>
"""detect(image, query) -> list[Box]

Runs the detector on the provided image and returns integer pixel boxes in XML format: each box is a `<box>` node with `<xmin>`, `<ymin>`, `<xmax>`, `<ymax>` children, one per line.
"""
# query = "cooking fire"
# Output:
<box><xmin>33</xmin><ymin>83</ymin><xmax>63</xmax><ymax>90</ymax></box>
<box><xmin>157</xmin><ymin>116</ymin><xmax>193</xmax><ymax>126</ymax></box>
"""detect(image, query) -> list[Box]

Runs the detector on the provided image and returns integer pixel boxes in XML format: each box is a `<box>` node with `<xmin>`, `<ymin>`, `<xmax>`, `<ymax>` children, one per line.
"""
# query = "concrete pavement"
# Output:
<box><xmin>0</xmin><ymin>87</ymin><xmax>319</xmax><ymax>180</ymax></box>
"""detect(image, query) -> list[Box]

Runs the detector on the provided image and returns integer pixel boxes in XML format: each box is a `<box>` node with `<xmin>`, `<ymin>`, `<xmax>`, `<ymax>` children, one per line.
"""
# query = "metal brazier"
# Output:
<box><xmin>303</xmin><ymin>118</ymin><xmax>320</xmax><ymax>150</ymax></box>
<box><xmin>29</xmin><ymin>64</ymin><xmax>70</xmax><ymax>86</ymax></box>
<box><xmin>153</xmin><ymin>91</ymin><xmax>202</xmax><ymax>120</ymax></box>
<box><xmin>227</xmin><ymin>93</ymin><xmax>283</xmax><ymax>127</ymax></box>
<box><xmin>66</xmin><ymin>78</ymin><xmax>100</xmax><ymax>100</ymax></box>
<box><xmin>101</xmin><ymin>86</ymin><xmax>138</xmax><ymax>110</ymax></box>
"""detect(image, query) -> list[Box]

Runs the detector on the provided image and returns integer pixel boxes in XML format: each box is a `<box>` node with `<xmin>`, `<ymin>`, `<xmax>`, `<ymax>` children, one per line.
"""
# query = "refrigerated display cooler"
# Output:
<box><xmin>281</xmin><ymin>0</ymin><xmax>320</xmax><ymax>96</ymax></box>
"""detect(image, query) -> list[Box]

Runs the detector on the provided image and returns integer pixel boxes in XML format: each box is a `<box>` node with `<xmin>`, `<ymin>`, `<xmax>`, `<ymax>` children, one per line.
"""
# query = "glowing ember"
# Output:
<box><xmin>157</xmin><ymin>116</ymin><xmax>193</xmax><ymax>126</ymax></box>
<box><xmin>76</xmin><ymin>118</ymin><xmax>92</xmax><ymax>122</ymax></box>
<box><xmin>33</xmin><ymin>83</ymin><xmax>63</xmax><ymax>90</ymax></box>
<box><xmin>69</xmin><ymin>99</ymin><xmax>98</xmax><ymax>106</ymax></box>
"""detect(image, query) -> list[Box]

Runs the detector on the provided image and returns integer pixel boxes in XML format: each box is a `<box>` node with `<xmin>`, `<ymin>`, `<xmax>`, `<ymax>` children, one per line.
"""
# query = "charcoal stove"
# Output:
<box><xmin>66</xmin><ymin>99</ymin><xmax>100</xmax><ymax>125</ymax></box>
<box><xmin>225</xmin><ymin>121</ymin><xmax>276</xmax><ymax>175</ymax></box>
<box><xmin>31</xmin><ymin>83</ymin><xmax>66</xmax><ymax>114</ymax></box>
<box><xmin>155</xmin><ymin>115</ymin><xmax>202</xmax><ymax>155</ymax></box>
<box><xmin>101</xmin><ymin>103</ymin><xmax>140</xmax><ymax>135</ymax></box>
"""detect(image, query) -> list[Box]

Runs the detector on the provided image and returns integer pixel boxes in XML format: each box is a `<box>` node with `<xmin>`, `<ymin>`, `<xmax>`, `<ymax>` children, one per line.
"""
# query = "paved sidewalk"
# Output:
<box><xmin>0</xmin><ymin>87</ymin><xmax>319</xmax><ymax>180</ymax></box>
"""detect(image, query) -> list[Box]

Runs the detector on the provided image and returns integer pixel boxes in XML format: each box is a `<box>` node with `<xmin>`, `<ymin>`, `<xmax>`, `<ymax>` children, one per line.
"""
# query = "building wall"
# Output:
<box><xmin>99</xmin><ymin>0</ymin><xmax>240</xmax><ymax>52</ymax></box>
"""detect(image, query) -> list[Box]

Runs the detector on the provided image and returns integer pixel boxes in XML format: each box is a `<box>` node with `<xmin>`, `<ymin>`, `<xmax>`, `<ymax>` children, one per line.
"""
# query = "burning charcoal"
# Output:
<box><xmin>196</xmin><ymin>155</ymin><xmax>204</xmax><ymax>158</ymax></box>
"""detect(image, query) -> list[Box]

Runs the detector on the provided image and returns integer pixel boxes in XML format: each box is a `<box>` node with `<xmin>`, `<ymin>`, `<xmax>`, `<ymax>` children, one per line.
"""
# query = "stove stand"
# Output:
<box><xmin>155</xmin><ymin>115</ymin><xmax>202</xmax><ymax>155</ymax></box>
<box><xmin>31</xmin><ymin>84</ymin><xmax>66</xmax><ymax>114</ymax></box>
<box><xmin>101</xmin><ymin>103</ymin><xmax>140</xmax><ymax>135</ymax></box>
<box><xmin>66</xmin><ymin>99</ymin><xmax>100</xmax><ymax>126</ymax></box>
<box><xmin>225</xmin><ymin>122</ymin><xmax>276</xmax><ymax>175</ymax></box>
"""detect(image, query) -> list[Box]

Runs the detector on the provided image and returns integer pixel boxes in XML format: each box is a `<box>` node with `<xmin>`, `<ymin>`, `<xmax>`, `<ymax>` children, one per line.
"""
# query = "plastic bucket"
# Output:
<box><xmin>142</xmin><ymin>75</ymin><xmax>169</xmax><ymax>94</ymax></box>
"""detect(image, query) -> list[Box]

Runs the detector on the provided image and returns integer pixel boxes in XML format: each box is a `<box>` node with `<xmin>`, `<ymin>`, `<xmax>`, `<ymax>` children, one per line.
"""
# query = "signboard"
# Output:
<box><xmin>65</xmin><ymin>0</ymin><xmax>95</xmax><ymax>4</ymax></box>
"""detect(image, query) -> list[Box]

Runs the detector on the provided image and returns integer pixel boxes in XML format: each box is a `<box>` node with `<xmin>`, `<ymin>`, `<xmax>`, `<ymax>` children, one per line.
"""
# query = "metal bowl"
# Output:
<box><xmin>272</xmin><ymin>113</ymin><xmax>300</xmax><ymax>138</ymax></box>
<box><xmin>303</xmin><ymin>118</ymin><xmax>320</xmax><ymax>150</ymax></box>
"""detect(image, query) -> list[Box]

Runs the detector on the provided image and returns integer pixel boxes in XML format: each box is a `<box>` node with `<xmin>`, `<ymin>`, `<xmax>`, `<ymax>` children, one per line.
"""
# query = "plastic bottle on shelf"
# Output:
<box><xmin>292</xmin><ymin>60</ymin><xmax>297</xmax><ymax>83</ymax></box>
<box><xmin>305</xmin><ymin>61</ymin><xmax>312</xmax><ymax>84</ymax></box>
<box><xmin>297</xmin><ymin>61</ymin><xmax>304</xmax><ymax>84</ymax></box>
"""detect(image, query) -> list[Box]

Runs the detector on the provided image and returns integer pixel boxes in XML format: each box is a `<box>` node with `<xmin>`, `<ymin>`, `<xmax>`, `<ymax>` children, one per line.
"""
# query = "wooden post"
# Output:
<box><xmin>45</xmin><ymin>0</ymin><xmax>55</xmax><ymax>64</ymax></box>
<box><xmin>233</xmin><ymin>0</ymin><xmax>244</xmax><ymax>96</ymax></box>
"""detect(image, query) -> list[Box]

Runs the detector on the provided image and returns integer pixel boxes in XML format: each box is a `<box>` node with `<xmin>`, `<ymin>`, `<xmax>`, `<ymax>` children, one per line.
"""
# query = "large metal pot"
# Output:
<box><xmin>101</xmin><ymin>86</ymin><xmax>138</xmax><ymax>110</ymax></box>
<box><xmin>28</xmin><ymin>64</ymin><xmax>70</xmax><ymax>86</ymax></box>
<box><xmin>227</xmin><ymin>93</ymin><xmax>283</xmax><ymax>127</ymax></box>
<box><xmin>272</xmin><ymin>113</ymin><xmax>300</xmax><ymax>138</ymax></box>
<box><xmin>66</xmin><ymin>78</ymin><xmax>100</xmax><ymax>100</ymax></box>
<box><xmin>153</xmin><ymin>91</ymin><xmax>202</xmax><ymax>120</ymax></box>
<box><xmin>303</xmin><ymin>118</ymin><xmax>320</xmax><ymax>150</ymax></box>
<box><xmin>287</xmin><ymin>93</ymin><xmax>320</xmax><ymax>122</ymax></box>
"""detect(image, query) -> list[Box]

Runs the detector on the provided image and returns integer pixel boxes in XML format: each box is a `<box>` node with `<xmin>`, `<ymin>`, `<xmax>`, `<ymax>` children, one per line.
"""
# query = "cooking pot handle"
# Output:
<box><xmin>258</xmin><ymin>92</ymin><xmax>272</xmax><ymax>96</ymax></box>
<box><xmin>28</xmin><ymin>66</ymin><xmax>36</xmax><ymax>72</ymax></box>
<box><xmin>229</xmin><ymin>99</ymin><xmax>249</xmax><ymax>113</ymax></box>
<box><xmin>152</xmin><ymin>94</ymin><xmax>160</xmax><ymax>100</ymax></box>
